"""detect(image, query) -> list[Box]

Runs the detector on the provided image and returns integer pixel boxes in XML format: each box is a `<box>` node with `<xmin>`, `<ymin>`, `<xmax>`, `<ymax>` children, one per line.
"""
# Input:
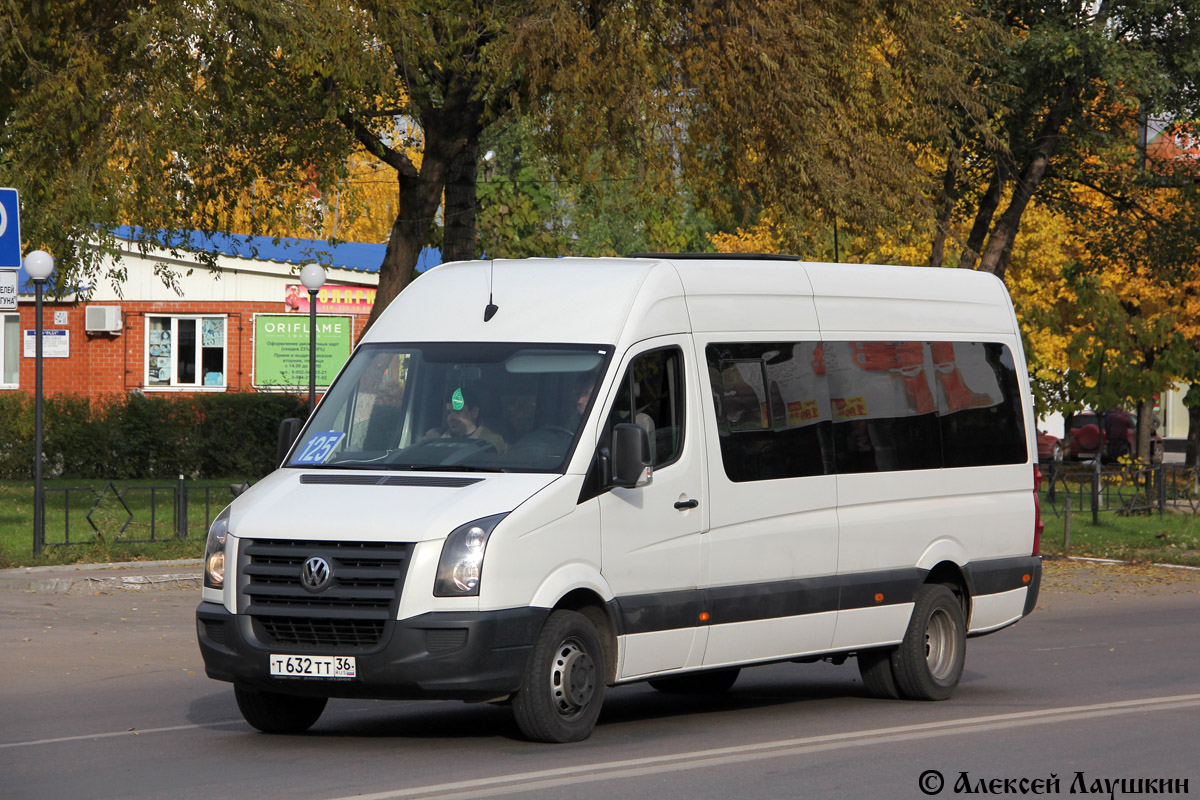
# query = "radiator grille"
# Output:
<box><xmin>256</xmin><ymin>615</ymin><xmax>386</xmax><ymax>649</ymax></box>
<box><xmin>241</xmin><ymin>538</ymin><xmax>414</xmax><ymax>650</ymax></box>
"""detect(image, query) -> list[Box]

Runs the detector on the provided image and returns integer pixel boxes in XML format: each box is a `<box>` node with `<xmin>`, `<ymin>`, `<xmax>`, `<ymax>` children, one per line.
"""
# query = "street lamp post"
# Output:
<box><xmin>299</xmin><ymin>264</ymin><xmax>326</xmax><ymax>416</ymax></box>
<box><xmin>24</xmin><ymin>250</ymin><xmax>53</xmax><ymax>557</ymax></box>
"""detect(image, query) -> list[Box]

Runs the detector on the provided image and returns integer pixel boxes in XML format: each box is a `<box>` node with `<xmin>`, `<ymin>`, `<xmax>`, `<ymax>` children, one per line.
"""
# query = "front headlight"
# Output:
<box><xmin>203</xmin><ymin>507</ymin><xmax>231</xmax><ymax>589</ymax></box>
<box><xmin>434</xmin><ymin>513</ymin><xmax>508</xmax><ymax>597</ymax></box>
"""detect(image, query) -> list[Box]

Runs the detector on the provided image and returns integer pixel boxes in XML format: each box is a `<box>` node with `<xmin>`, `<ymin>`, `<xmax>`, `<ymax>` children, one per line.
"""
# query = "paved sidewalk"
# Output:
<box><xmin>0</xmin><ymin>559</ymin><xmax>203</xmax><ymax>594</ymax></box>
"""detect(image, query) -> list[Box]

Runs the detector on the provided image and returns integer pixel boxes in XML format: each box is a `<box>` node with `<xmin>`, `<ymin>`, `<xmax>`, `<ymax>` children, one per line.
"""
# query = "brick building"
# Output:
<box><xmin>2</xmin><ymin>229</ymin><xmax>440</xmax><ymax>399</ymax></box>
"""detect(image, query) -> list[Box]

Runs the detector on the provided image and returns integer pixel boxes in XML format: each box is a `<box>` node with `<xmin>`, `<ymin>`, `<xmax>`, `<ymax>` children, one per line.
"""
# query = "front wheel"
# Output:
<box><xmin>512</xmin><ymin>610</ymin><xmax>606</xmax><ymax>743</ymax></box>
<box><xmin>234</xmin><ymin>686</ymin><xmax>327</xmax><ymax>733</ymax></box>
<box><xmin>890</xmin><ymin>584</ymin><xmax>966</xmax><ymax>701</ymax></box>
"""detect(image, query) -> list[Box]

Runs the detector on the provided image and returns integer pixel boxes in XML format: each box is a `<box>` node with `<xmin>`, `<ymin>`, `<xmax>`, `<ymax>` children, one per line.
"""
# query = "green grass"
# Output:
<box><xmin>0</xmin><ymin>479</ymin><xmax>247</xmax><ymax>569</ymax></box>
<box><xmin>1040</xmin><ymin>492</ymin><xmax>1200</xmax><ymax>567</ymax></box>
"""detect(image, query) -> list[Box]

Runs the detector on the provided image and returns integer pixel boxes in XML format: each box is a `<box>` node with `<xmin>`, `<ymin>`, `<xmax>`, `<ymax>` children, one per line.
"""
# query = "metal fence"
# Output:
<box><xmin>36</xmin><ymin>477</ymin><xmax>250</xmax><ymax>554</ymax></box>
<box><xmin>1042</xmin><ymin>461</ymin><xmax>1200</xmax><ymax>522</ymax></box>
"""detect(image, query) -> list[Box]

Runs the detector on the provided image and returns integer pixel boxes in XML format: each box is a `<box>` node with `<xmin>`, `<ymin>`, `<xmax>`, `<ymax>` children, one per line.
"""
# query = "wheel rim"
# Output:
<box><xmin>549</xmin><ymin>636</ymin><xmax>596</xmax><ymax>718</ymax></box>
<box><xmin>924</xmin><ymin>607</ymin><xmax>959</xmax><ymax>682</ymax></box>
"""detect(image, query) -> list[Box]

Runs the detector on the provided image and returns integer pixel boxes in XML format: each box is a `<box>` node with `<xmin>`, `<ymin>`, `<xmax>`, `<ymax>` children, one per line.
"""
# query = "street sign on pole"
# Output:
<box><xmin>0</xmin><ymin>270</ymin><xmax>16</xmax><ymax>311</ymax></box>
<box><xmin>0</xmin><ymin>188</ymin><xmax>20</xmax><ymax>269</ymax></box>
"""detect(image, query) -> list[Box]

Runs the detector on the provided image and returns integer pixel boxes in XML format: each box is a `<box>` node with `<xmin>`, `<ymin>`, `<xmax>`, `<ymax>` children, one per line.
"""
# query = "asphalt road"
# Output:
<box><xmin>2</xmin><ymin>561</ymin><xmax>1198</xmax><ymax>800</ymax></box>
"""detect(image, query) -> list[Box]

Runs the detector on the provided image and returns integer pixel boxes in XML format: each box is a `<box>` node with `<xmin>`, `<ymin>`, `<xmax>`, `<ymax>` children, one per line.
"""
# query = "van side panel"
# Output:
<box><xmin>671</xmin><ymin>261</ymin><xmax>820</xmax><ymax>333</ymax></box>
<box><xmin>804</xmin><ymin>262</ymin><xmax>1015</xmax><ymax>336</ymax></box>
<box><xmin>692</xmin><ymin>332</ymin><xmax>841</xmax><ymax>666</ymax></box>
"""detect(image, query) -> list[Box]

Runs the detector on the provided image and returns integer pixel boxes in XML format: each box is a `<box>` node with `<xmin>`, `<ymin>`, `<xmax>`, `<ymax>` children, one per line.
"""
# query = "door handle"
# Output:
<box><xmin>674</xmin><ymin>499</ymin><xmax>699</xmax><ymax>510</ymax></box>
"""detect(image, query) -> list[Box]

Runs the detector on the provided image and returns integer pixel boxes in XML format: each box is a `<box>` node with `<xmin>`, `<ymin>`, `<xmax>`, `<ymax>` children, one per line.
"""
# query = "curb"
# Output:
<box><xmin>1043</xmin><ymin>554</ymin><xmax>1200</xmax><ymax>572</ymax></box>
<box><xmin>0</xmin><ymin>559</ymin><xmax>203</xmax><ymax>594</ymax></box>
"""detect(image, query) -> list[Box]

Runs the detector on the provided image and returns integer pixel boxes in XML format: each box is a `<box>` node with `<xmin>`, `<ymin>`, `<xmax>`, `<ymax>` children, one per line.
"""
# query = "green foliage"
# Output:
<box><xmin>0</xmin><ymin>0</ymin><xmax>358</xmax><ymax>292</ymax></box>
<box><xmin>0</xmin><ymin>393</ymin><xmax>307</xmax><ymax>480</ymax></box>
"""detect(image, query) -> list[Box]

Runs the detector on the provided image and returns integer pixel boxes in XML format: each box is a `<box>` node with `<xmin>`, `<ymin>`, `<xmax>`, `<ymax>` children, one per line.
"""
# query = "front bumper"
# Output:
<box><xmin>196</xmin><ymin>602</ymin><xmax>548</xmax><ymax>701</ymax></box>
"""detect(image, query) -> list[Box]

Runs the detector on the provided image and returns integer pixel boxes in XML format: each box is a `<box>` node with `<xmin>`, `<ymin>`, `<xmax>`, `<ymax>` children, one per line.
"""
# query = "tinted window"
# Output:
<box><xmin>823</xmin><ymin>341</ymin><xmax>942</xmax><ymax>473</ymax></box>
<box><xmin>705</xmin><ymin>340</ymin><xmax>1027</xmax><ymax>482</ymax></box>
<box><xmin>935</xmin><ymin>342</ymin><xmax>1028</xmax><ymax>468</ymax></box>
<box><xmin>605</xmin><ymin>347</ymin><xmax>684</xmax><ymax>469</ymax></box>
<box><xmin>705</xmin><ymin>342</ymin><xmax>833</xmax><ymax>482</ymax></box>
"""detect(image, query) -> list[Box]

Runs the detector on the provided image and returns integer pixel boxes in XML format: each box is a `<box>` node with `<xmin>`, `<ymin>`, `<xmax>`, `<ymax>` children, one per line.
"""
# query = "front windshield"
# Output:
<box><xmin>287</xmin><ymin>342</ymin><xmax>612</xmax><ymax>473</ymax></box>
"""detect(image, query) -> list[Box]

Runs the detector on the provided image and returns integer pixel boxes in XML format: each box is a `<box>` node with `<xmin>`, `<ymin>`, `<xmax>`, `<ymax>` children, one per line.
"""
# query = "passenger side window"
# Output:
<box><xmin>706</xmin><ymin>342</ymin><xmax>832</xmax><ymax>482</ymax></box>
<box><xmin>705</xmin><ymin>340</ymin><xmax>1027</xmax><ymax>483</ymax></box>
<box><xmin>606</xmin><ymin>348</ymin><xmax>685</xmax><ymax>469</ymax></box>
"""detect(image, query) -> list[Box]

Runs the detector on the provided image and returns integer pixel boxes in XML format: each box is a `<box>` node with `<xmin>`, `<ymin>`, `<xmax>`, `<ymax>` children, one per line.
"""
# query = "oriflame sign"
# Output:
<box><xmin>253</xmin><ymin>314</ymin><xmax>352</xmax><ymax>389</ymax></box>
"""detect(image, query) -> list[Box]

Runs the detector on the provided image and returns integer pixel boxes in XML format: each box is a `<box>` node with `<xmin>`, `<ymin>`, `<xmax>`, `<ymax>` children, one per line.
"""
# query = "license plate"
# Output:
<box><xmin>269</xmin><ymin>654</ymin><xmax>356</xmax><ymax>679</ymax></box>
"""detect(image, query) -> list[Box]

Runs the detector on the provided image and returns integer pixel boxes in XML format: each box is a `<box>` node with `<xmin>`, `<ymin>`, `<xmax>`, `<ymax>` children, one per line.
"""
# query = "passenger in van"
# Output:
<box><xmin>566</xmin><ymin>373</ymin><xmax>597</xmax><ymax>429</ymax></box>
<box><xmin>424</xmin><ymin>387</ymin><xmax>508</xmax><ymax>453</ymax></box>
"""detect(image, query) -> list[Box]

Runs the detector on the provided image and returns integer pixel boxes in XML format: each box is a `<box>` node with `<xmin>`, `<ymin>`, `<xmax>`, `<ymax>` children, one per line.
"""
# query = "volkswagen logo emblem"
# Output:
<box><xmin>301</xmin><ymin>556</ymin><xmax>332</xmax><ymax>591</ymax></box>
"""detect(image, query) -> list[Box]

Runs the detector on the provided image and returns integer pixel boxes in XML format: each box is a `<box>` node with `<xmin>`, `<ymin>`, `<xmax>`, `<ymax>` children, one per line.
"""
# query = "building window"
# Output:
<box><xmin>146</xmin><ymin>316</ymin><xmax>227</xmax><ymax>389</ymax></box>
<box><xmin>1</xmin><ymin>314</ymin><xmax>17</xmax><ymax>387</ymax></box>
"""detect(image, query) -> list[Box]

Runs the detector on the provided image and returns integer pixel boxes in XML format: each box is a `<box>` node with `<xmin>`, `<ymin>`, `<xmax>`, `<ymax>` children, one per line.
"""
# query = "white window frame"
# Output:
<box><xmin>144</xmin><ymin>314</ymin><xmax>228</xmax><ymax>392</ymax></box>
<box><xmin>1</xmin><ymin>313</ymin><xmax>18</xmax><ymax>389</ymax></box>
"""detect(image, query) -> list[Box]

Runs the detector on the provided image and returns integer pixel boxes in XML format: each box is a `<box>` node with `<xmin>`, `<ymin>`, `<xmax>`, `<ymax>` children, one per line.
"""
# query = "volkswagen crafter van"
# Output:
<box><xmin>197</xmin><ymin>255</ymin><xmax>1043</xmax><ymax>743</ymax></box>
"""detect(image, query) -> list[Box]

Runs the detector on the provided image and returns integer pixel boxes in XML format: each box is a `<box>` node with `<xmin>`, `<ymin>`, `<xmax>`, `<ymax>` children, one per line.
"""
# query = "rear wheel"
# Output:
<box><xmin>234</xmin><ymin>686</ymin><xmax>327</xmax><ymax>733</ymax></box>
<box><xmin>856</xmin><ymin>648</ymin><xmax>899</xmax><ymax>699</ymax></box>
<box><xmin>648</xmin><ymin>668</ymin><xmax>740</xmax><ymax>695</ymax></box>
<box><xmin>512</xmin><ymin>610</ymin><xmax>606</xmax><ymax>743</ymax></box>
<box><xmin>890</xmin><ymin>584</ymin><xmax>966</xmax><ymax>701</ymax></box>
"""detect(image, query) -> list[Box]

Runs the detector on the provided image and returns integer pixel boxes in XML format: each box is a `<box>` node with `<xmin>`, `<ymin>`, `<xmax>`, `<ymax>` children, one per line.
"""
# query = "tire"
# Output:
<box><xmin>648</xmin><ymin>668</ymin><xmax>740</xmax><ymax>695</ymax></box>
<box><xmin>512</xmin><ymin>610</ymin><xmax>606</xmax><ymax>743</ymax></box>
<box><xmin>857</xmin><ymin>648</ymin><xmax>900</xmax><ymax>699</ymax></box>
<box><xmin>890</xmin><ymin>584</ymin><xmax>966</xmax><ymax>701</ymax></box>
<box><xmin>234</xmin><ymin>685</ymin><xmax>327</xmax><ymax>733</ymax></box>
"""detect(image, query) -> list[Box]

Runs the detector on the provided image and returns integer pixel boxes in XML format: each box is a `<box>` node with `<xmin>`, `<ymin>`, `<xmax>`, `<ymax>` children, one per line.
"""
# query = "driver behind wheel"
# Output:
<box><xmin>425</xmin><ymin>386</ymin><xmax>508</xmax><ymax>453</ymax></box>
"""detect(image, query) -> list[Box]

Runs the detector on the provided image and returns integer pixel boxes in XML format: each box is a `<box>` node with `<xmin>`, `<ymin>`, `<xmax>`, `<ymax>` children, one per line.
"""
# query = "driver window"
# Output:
<box><xmin>606</xmin><ymin>347</ymin><xmax>684</xmax><ymax>469</ymax></box>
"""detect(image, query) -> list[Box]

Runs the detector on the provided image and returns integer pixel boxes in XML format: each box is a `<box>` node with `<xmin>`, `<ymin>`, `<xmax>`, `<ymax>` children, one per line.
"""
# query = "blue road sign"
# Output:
<box><xmin>0</xmin><ymin>188</ymin><xmax>20</xmax><ymax>268</ymax></box>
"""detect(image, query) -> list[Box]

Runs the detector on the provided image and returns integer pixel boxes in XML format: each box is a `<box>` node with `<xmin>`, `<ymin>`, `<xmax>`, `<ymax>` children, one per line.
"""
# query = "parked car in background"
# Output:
<box><xmin>1066</xmin><ymin>409</ymin><xmax>1163</xmax><ymax>463</ymax></box>
<box><xmin>1037</xmin><ymin>431</ymin><xmax>1062</xmax><ymax>464</ymax></box>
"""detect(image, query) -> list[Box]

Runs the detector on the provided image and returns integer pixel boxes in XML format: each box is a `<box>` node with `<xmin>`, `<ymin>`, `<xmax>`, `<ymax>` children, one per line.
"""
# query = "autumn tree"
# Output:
<box><xmin>936</xmin><ymin>0</ymin><xmax>1200</xmax><ymax>282</ymax></box>
<box><xmin>0</xmin><ymin>0</ymin><xmax>361</xmax><ymax>291</ymax></box>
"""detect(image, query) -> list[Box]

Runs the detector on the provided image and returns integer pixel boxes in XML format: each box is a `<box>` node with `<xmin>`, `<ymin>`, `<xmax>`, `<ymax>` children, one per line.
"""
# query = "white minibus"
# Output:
<box><xmin>197</xmin><ymin>255</ymin><xmax>1043</xmax><ymax>742</ymax></box>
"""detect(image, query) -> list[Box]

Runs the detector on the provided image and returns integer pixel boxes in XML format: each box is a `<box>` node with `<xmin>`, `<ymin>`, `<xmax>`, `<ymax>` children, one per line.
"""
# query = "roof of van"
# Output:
<box><xmin>360</xmin><ymin>257</ymin><xmax>1016</xmax><ymax>349</ymax></box>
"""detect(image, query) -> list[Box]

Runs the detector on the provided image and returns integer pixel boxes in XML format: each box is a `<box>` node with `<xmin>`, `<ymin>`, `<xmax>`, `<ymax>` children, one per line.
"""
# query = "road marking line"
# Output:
<box><xmin>0</xmin><ymin>720</ymin><xmax>245</xmax><ymax>750</ymax></box>
<box><xmin>323</xmin><ymin>694</ymin><xmax>1200</xmax><ymax>800</ymax></box>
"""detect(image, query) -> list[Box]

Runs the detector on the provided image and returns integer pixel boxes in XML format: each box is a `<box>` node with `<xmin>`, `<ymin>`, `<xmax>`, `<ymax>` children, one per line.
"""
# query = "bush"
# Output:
<box><xmin>0</xmin><ymin>392</ymin><xmax>308</xmax><ymax>480</ymax></box>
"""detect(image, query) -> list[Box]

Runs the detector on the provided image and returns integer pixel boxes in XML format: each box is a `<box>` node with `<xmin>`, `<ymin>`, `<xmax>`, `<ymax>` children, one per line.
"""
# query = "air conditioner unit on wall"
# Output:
<box><xmin>85</xmin><ymin>305</ymin><xmax>123</xmax><ymax>334</ymax></box>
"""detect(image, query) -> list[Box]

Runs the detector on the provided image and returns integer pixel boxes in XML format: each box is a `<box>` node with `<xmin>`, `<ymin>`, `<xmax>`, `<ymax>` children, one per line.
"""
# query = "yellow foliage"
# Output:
<box><xmin>708</xmin><ymin>217</ymin><xmax>783</xmax><ymax>253</ymax></box>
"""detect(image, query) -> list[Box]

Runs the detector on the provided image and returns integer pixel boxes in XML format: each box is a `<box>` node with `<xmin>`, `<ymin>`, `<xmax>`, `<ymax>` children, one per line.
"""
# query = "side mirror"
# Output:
<box><xmin>611</xmin><ymin>423</ymin><xmax>652</xmax><ymax>488</ymax></box>
<box><xmin>277</xmin><ymin>418</ymin><xmax>303</xmax><ymax>465</ymax></box>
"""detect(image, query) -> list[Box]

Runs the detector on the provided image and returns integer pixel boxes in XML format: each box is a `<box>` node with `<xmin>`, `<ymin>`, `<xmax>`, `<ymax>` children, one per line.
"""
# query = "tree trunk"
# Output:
<box><xmin>976</xmin><ymin>87</ymin><xmax>1077</xmax><ymax>281</ymax></box>
<box><xmin>441</xmin><ymin>136</ymin><xmax>480</xmax><ymax>263</ymax></box>
<box><xmin>957</xmin><ymin>168</ymin><xmax>1004</xmax><ymax>271</ymax></box>
<box><xmin>365</xmin><ymin>169</ymin><xmax>448</xmax><ymax>332</ymax></box>
<box><xmin>976</xmin><ymin>153</ymin><xmax>1049</xmax><ymax>282</ymax></box>
<box><xmin>1186</xmin><ymin>385</ymin><xmax>1200</xmax><ymax>466</ymax></box>
<box><xmin>928</xmin><ymin>145</ymin><xmax>959</xmax><ymax>269</ymax></box>
<box><xmin>1136</xmin><ymin>398</ymin><xmax>1154</xmax><ymax>464</ymax></box>
<box><xmin>354</xmin><ymin>96</ymin><xmax>485</xmax><ymax>335</ymax></box>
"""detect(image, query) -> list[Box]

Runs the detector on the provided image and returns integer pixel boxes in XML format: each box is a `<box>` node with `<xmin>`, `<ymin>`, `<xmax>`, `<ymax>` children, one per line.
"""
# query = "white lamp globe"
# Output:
<box><xmin>25</xmin><ymin>250</ymin><xmax>54</xmax><ymax>281</ymax></box>
<box><xmin>299</xmin><ymin>263</ymin><xmax>327</xmax><ymax>291</ymax></box>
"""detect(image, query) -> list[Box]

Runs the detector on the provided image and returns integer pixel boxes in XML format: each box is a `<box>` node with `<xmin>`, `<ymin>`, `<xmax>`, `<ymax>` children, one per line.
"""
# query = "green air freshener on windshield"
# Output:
<box><xmin>451</xmin><ymin>388</ymin><xmax>465</xmax><ymax>411</ymax></box>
